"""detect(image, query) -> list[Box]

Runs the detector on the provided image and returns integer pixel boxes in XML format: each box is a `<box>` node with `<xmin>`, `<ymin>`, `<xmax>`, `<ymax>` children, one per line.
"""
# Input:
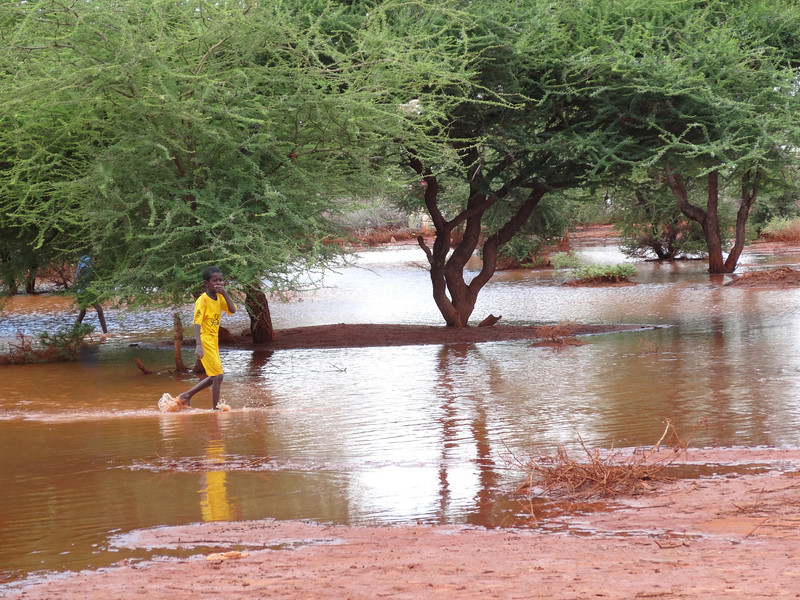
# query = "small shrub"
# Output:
<box><xmin>550</xmin><ymin>251</ymin><xmax>582</xmax><ymax>270</ymax></box>
<box><xmin>530</xmin><ymin>321</ymin><xmax>587</xmax><ymax>348</ymax></box>
<box><xmin>0</xmin><ymin>324</ymin><xmax>94</xmax><ymax>364</ymax></box>
<box><xmin>568</xmin><ymin>262</ymin><xmax>638</xmax><ymax>284</ymax></box>
<box><xmin>496</xmin><ymin>234</ymin><xmax>550</xmax><ymax>268</ymax></box>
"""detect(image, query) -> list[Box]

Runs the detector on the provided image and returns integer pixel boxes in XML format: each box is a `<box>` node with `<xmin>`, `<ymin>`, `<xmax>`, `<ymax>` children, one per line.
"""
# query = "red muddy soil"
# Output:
<box><xmin>7</xmin><ymin>448</ymin><xmax>800</xmax><ymax>599</ymax></box>
<box><xmin>726</xmin><ymin>265</ymin><xmax>800</xmax><ymax>288</ymax></box>
<box><xmin>223</xmin><ymin>322</ymin><xmax>652</xmax><ymax>351</ymax></box>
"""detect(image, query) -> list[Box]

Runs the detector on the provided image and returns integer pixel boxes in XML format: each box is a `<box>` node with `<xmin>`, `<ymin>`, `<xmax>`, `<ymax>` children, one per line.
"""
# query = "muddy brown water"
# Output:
<box><xmin>3</xmin><ymin>242</ymin><xmax>800</xmax><ymax>586</ymax></box>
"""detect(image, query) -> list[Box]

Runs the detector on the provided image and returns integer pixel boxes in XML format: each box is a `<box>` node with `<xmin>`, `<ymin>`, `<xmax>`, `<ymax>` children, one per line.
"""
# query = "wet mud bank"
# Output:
<box><xmin>152</xmin><ymin>322</ymin><xmax>659</xmax><ymax>352</ymax></box>
<box><xmin>8</xmin><ymin>447</ymin><xmax>800</xmax><ymax>599</ymax></box>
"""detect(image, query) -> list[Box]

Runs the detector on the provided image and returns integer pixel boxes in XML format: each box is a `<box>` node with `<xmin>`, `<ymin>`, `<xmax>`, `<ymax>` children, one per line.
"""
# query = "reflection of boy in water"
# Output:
<box><xmin>74</xmin><ymin>255</ymin><xmax>108</xmax><ymax>334</ymax></box>
<box><xmin>178</xmin><ymin>266</ymin><xmax>236</xmax><ymax>410</ymax></box>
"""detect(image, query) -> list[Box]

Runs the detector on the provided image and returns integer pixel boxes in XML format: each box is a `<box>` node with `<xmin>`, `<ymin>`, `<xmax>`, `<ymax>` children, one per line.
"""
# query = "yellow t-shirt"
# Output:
<box><xmin>194</xmin><ymin>292</ymin><xmax>234</xmax><ymax>376</ymax></box>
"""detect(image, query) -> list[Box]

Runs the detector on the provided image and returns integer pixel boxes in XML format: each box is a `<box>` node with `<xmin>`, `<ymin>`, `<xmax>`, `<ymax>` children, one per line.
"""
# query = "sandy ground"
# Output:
<box><xmin>7</xmin><ymin>448</ymin><xmax>800</xmax><ymax>599</ymax></box>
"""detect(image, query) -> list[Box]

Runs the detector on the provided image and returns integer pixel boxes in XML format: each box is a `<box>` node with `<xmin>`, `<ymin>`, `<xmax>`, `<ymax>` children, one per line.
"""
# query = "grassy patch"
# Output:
<box><xmin>568</xmin><ymin>262</ymin><xmax>638</xmax><ymax>284</ymax></box>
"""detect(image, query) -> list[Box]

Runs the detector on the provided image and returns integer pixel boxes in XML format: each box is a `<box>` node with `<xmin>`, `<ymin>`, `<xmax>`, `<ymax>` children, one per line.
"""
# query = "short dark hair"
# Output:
<box><xmin>202</xmin><ymin>266</ymin><xmax>222</xmax><ymax>281</ymax></box>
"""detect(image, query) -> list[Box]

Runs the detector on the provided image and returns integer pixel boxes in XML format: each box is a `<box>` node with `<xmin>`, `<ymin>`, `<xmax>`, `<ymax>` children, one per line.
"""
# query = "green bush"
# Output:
<box><xmin>0</xmin><ymin>324</ymin><xmax>94</xmax><ymax>364</ymax></box>
<box><xmin>569</xmin><ymin>263</ymin><xmax>638</xmax><ymax>283</ymax></box>
<box><xmin>611</xmin><ymin>184</ymin><xmax>709</xmax><ymax>260</ymax></box>
<box><xmin>492</xmin><ymin>193</ymin><xmax>572</xmax><ymax>267</ymax></box>
<box><xmin>551</xmin><ymin>251</ymin><xmax>582</xmax><ymax>269</ymax></box>
<box><xmin>749</xmin><ymin>188</ymin><xmax>800</xmax><ymax>232</ymax></box>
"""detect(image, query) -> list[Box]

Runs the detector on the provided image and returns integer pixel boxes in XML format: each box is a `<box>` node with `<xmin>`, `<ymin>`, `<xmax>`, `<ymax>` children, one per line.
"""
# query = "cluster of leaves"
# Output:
<box><xmin>0</xmin><ymin>0</ymin><xmax>474</xmax><ymax>309</ymax></box>
<box><xmin>551</xmin><ymin>251</ymin><xmax>637</xmax><ymax>284</ymax></box>
<box><xmin>612</xmin><ymin>182</ymin><xmax>709</xmax><ymax>260</ymax></box>
<box><xmin>493</xmin><ymin>195</ymin><xmax>574</xmax><ymax>268</ymax></box>
<box><xmin>3</xmin><ymin>0</ymin><xmax>800</xmax><ymax>328</ymax></box>
<box><xmin>0</xmin><ymin>324</ymin><xmax>94</xmax><ymax>364</ymax></box>
<box><xmin>569</xmin><ymin>263</ymin><xmax>638</xmax><ymax>284</ymax></box>
<box><xmin>550</xmin><ymin>252</ymin><xmax>582</xmax><ymax>270</ymax></box>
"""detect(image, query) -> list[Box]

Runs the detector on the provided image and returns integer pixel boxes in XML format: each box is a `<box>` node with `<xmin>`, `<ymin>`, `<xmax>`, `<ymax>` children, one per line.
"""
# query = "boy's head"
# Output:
<box><xmin>202</xmin><ymin>266</ymin><xmax>222</xmax><ymax>282</ymax></box>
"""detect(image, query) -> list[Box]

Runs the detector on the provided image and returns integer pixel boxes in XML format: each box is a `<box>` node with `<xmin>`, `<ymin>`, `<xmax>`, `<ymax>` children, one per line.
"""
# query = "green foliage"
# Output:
<box><xmin>551</xmin><ymin>251</ymin><xmax>637</xmax><ymax>282</ymax></box>
<box><xmin>0</xmin><ymin>0</ymin><xmax>476</xmax><ymax>308</ymax></box>
<box><xmin>4</xmin><ymin>0</ymin><xmax>800</xmax><ymax>319</ymax></box>
<box><xmin>0</xmin><ymin>324</ymin><xmax>94</xmax><ymax>365</ymax></box>
<box><xmin>551</xmin><ymin>252</ymin><xmax>582</xmax><ymax>270</ymax></box>
<box><xmin>749</xmin><ymin>183</ymin><xmax>800</xmax><ymax>232</ymax></box>
<box><xmin>569</xmin><ymin>263</ymin><xmax>639</xmax><ymax>283</ymax></box>
<box><xmin>612</xmin><ymin>182</ymin><xmax>709</xmax><ymax>260</ymax></box>
<box><xmin>330</xmin><ymin>196</ymin><xmax>410</xmax><ymax>231</ymax></box>
<box><xmin>493</xmin><ymin>194</ymin><xmax>572</xmax><ymax>266</ymax></box>
<box><xmin>760</xmin><ymin>218</ymin><xmax>800</xmax><ymax>243</ymax></box>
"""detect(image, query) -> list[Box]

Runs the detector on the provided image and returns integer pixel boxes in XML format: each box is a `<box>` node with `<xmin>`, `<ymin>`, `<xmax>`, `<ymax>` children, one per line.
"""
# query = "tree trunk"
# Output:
<box><xmin>412</xmin><ymin>150</ymin><xmax>548</xmax><ymax>327</ymax></box>
<box><xmin>703</xmin><ymin>171</ymin><xmax>727</xmax><ymax>273</ymax></box>
<box><xmin>724</xmin><ymin>170</ymin><xmax>760</xmax><ymax>272</ymax></box>
<box><xmin>244</xmin><ymin>284</ymin><xmax>274</xmax><ymax>343</ymax></box>
<box><xmin>666</xmin><ymin>170</ymin><xmax>729</xmax><ymax>273</ymax></box>
<box><xmin>172</xmin><ymin>313</ymin><xmax>189</xmax><ymax>373</ymax></box>
<box><xmin>24</xmin><ymin>268</ymin><xmax>37</xmax><ymax>294</ymax></box>
<box><xmin>423</xmin><ymin>234</ymin><xmax>465</xmax><ymax>327</ymax></box>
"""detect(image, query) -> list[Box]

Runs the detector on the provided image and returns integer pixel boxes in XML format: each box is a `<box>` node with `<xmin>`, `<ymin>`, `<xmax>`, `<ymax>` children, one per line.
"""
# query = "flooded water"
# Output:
<box><xmin>3</xmin><ymin>241</ymin><xmax>800</xmax><ymax>585</ymax></box>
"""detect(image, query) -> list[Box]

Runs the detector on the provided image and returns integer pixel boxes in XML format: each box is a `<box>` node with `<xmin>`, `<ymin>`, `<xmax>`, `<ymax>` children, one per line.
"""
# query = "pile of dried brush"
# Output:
<box><xmin>514</xmin><ymin>422</ymin><xmax>688</xmax><ymax>499</ymax></box>
<box><xmin>530</xmin><ymin>322</ymin><xmax>587</xmax><ymax>348</ymax></box>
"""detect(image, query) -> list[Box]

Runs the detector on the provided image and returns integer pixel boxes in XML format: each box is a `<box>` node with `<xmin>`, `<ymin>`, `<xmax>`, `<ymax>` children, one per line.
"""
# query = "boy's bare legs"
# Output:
<box><xmin>178</xmin><ymin>376</ymin><xmax>214</xmax><ymax>406</ymax></box>
<box><xmin>211</xmin><ymin>375</ymin><xmax>223</xmax><ymax>410</ymax></box>
<box><xmin>179</xmin><ymin>374</ymin><xmax>223</xmax><ymax>409</ymax></box>
<box><xmin>75</xmin><ymin>305</ymin><xmax>108</xmax><ymax>334</ymax></box>
<box><xmin>95</xmin><ymin>305</ymin><xmax>108</xmax><ymax>334</ymax></box>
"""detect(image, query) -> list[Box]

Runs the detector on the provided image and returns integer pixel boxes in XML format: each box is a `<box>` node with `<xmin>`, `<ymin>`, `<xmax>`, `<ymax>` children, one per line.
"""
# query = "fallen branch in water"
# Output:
<box><xmin>134</xmin><ymin>358</ymin><xmax>156</xmax><ymax>374</ymax></box>
<box><xmin>134</xmin><ymin>358</ymin><xmax>174</xmax><ymax>375</ymax></box>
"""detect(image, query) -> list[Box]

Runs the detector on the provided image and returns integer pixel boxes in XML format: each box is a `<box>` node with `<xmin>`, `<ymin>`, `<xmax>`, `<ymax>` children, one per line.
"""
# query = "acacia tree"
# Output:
<box><xmin>394</xmin><ymin>1</ymin><xmax>619</xmax><ymax>327</ymax></box>
<box><xmin>581</xmin><ymin>0</ymin><xmax>800</xmax><ymax>273</ymax></box>
<box><xmin>0</xmin><ymin>0</ymin><xmax>473</xmax><ymax>338</ymax></box>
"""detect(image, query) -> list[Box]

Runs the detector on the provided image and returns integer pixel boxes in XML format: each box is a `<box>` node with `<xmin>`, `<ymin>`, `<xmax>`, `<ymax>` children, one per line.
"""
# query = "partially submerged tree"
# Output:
<box><xmin>585</xmin><ymin>0</ymin><xmax>800</xmax><ymax>273</ymax></box>
<box><xmin>396</xmin><ymin>1</ymin><xmax>623</xmax><ymax>327</ymax></box>
<box><xmin>612</xmin><ymin>182</ymin><xmax>708</xmax><ymax>261</ymax></box>
<box><xmin>398</xmin><ymin>0</ymin><xmax>800</xmax><ymax>328</ymax></box>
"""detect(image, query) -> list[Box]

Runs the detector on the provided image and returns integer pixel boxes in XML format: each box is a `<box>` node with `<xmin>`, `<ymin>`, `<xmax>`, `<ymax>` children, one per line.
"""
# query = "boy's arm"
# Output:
<box><xmin>194</xmin><ymin>324</ymin><xmax>204</xmax><ymax>359</ymax></box>
<box><xmin>221</xmin><ymin>289</ymin><xmax>236</xmax><ymax>314</ymax></box>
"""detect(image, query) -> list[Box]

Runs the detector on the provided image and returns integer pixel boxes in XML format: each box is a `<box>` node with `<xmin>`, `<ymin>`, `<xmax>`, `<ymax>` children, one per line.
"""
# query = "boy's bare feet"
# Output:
<box><xmin>177</xmin><ymin>394</ymin><xmax>191</xmax><ymax>407</ymax></box>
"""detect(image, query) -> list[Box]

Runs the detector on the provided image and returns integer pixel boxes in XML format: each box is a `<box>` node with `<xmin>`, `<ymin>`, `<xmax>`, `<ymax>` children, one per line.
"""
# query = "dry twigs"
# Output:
<box><xmin>513</xmin><ymin>421</ymin><xmax>689</xmax><ymax>499</ymax></box>
<box><xmin>531</xmin><ymin>322</ymin><xmax>586</xmax><ymax>348</ymax></box>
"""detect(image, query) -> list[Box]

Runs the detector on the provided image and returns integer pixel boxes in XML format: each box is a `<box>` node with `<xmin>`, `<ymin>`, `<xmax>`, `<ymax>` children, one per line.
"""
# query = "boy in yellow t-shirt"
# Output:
<box><xmin>178</xmin><ymin>266</ymin><xmax>236</xmax><ymax>410</ymax></box>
